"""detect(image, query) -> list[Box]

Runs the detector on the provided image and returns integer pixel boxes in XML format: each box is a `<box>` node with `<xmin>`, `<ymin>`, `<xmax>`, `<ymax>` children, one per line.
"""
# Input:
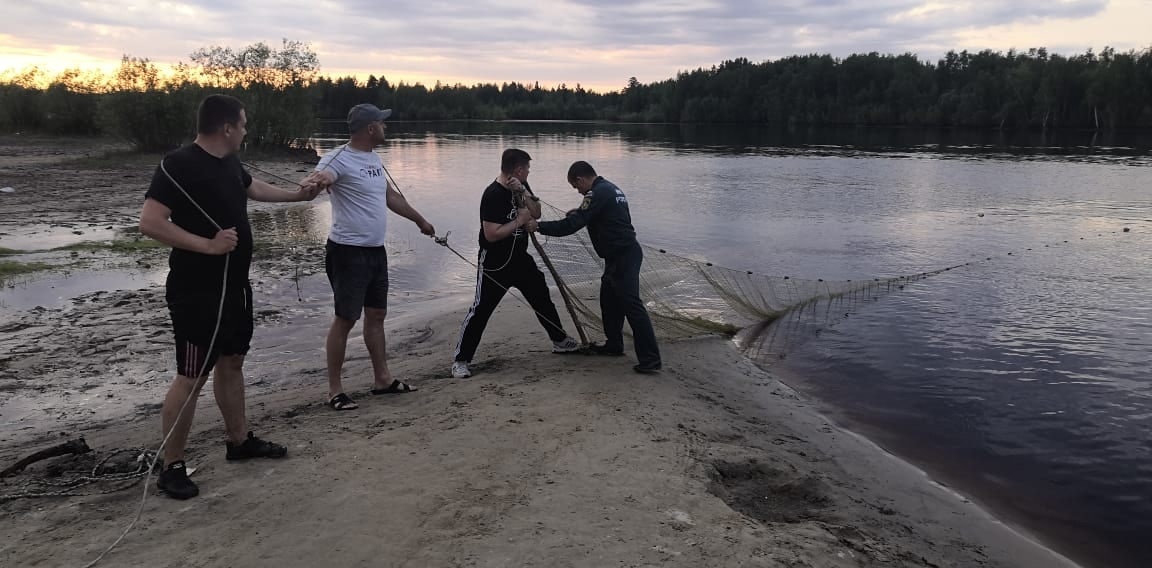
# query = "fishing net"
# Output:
<box><xmin>532</xmin><ymin>200</ymin><xmax>964</xmax><ymax>363</ymax></box>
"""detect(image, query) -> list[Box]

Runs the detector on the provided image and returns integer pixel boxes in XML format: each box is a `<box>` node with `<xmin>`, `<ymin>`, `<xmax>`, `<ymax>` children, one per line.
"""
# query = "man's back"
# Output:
<box><xmin>582</xmin><ymin>177</ymin><xmax>637</xmax><ymax>258</ymax></box>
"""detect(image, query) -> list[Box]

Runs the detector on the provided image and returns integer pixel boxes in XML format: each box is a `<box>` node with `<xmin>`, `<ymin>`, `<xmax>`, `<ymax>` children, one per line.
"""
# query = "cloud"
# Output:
<box><xmin>0</xmin><ymin>0</ymin><xmax>1141</xmax><ymax>91</ymax></box>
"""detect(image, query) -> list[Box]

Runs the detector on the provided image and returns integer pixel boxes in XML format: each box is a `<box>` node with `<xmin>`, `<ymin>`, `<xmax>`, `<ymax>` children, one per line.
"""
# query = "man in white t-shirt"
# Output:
<box><xmin>306</xmin><ymin>104</ymin><xmax>435</xmax><ymax>411</ymax></box>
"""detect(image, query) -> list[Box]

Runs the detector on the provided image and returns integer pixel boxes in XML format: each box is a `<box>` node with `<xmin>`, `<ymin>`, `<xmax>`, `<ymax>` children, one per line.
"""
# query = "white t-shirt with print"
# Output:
<box><xmin>315</xmin><ymin>145</ymin><xmax>389</xmax><ymax>247</ymax></box>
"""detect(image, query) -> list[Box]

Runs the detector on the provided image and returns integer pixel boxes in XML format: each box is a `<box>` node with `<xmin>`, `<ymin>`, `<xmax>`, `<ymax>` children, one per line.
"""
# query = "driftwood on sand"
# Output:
<box><xmin>0</xmin><ymin>438</ymin><xmax>91</xmax><ymax>478</ymax></box>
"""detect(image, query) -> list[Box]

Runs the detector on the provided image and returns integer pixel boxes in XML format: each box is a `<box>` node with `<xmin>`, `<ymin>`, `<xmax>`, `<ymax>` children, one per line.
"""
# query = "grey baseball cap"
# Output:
<box><xmin>347</xmin><ymin>103</ymin><xmax>392</xmax><ymax>132</ymax></box>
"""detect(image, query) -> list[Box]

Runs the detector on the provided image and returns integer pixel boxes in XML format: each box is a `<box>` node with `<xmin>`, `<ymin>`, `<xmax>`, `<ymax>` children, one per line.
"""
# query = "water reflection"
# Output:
<box><xmin>250</xmin><ymin>202</ymin><xmax>332</xmax><ymax>244</ymax></box>
<box><xmin>315</xmin><ymin>120</ymin><xmax>1152</xmax><ymax>162</ymax></box>
<box><xmin>0</xmin><ymin>268</ymin><xmax>167</xmax><ymax>313</ymax></box>
<box><xmin>0</xmin><ymin>225</ymin><xmax>124</xmax><ymax>251</ymax></box>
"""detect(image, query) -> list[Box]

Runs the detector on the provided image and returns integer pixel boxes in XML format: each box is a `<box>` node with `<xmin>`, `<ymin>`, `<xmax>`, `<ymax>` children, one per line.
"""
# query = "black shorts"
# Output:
<box><xmin>167</xmin><ymin>285</ymin><xmax>254</xmax><ymax>378</ymax></box>
<box><xmin>325</xmin><ymin>240</ymin><xmax>389</xmax><ymax>321</ymax></box>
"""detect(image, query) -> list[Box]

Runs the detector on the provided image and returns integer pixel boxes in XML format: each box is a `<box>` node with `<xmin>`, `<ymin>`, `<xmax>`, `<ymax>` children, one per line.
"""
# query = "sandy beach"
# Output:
<box><xmin>0</xmin><ymin>292</ymin><xmax>1083</xmax><ymax>567</ymax></box>
<box><xmin>0</xmin><ymin>136</ymin><xmax>1081</xmax><ymax>567</ymax></box>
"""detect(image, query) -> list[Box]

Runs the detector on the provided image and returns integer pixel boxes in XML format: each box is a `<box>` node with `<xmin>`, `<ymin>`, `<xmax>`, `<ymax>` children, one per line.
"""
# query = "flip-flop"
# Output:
<box><xmin>370</xmin><ymin>380</ymin><xmax>417</xmax><ymax>395</ymax></box>
<box><xmin>328</xmin><ymin>393</ymin><xmax>359</xmax><ymax>410</ymax></box>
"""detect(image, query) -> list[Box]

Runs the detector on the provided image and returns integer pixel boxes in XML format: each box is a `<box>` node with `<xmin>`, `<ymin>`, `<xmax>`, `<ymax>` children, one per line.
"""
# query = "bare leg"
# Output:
<box><xmin>362</xmin><ymin>307</ymin><xmax>393</xmax><ymax>390</ymax></box>
<box><xmin>326</xmin><ymin>316</ymin><xmax>357</xmax><ymax>399</ymax></box>
<box><xmin>212</xmin><ymin>354</ymin><xmax>247</xmax><ymax>445</ymax></box>
<box><xmin>161</xmin><ymin>374</ymin><xmax>209</xmax><ymax>466</ymax></box>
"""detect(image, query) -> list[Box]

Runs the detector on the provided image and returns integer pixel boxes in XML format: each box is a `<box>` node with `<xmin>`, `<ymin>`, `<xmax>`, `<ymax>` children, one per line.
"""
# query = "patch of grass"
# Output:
<box><xmin>0</xmin><ymin>259</ymin><xmax>51</xmax><ymax>278</ymax></box>
<box><xmin>61</xmin><ymin>149</ymin><xmax>164</xmax><ymax>170</ymax></box>
<box><xmin>55</xmin><ymin>238</ymin><xmax>166</xmax><ymax>253</ymax></box>
<box><xmin>240</xmin><ymin>145</ymin><xmax>320</xmax><ymax>164</ymax></box>
<box><xmin>0</xmin><ymin>134</ymin><xmax>112</xmax><ymax>148</ymax></box>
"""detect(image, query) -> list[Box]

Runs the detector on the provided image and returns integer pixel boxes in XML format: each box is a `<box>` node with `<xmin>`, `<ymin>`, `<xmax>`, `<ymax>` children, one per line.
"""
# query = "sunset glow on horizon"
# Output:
<box><xmin>2</xmin><ymin>1</ymin><xmax>1149</xmax><ymax>93</ymax></box>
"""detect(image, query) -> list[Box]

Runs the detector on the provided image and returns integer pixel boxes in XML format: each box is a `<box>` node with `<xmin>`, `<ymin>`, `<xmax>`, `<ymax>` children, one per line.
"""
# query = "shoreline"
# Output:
<box><xmin>691</xmin><ymin>337</ymin><xmax>1083</xmax><ymax>568</ymax></box>
<box><xmin>812</xmin><ymin>408</ymin><xmax>1082</xmax><ymax>567</ymax></box>
<box><xmin>1</xmin><ymin>285</ymin><xmax>1081</xmax><ymax>567</ymax></box>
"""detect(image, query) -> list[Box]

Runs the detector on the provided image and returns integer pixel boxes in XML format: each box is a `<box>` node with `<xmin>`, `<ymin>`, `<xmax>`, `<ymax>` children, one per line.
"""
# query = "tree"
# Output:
<box><xmin>189</xmin><ymin>39</ymin><xmax>319</xmax><ymax>88</ymax></box>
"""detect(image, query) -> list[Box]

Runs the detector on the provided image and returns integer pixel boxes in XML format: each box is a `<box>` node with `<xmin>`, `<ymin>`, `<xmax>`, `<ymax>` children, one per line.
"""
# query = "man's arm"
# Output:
<box><xmin>482</xmin><ymin>208</ymin><xmax>533</xmax><ymax>242</ymax></box>
<box><xmin>535</xmin><ymin>191</ymin><xmax>604</xmax><ymax>237</ymax></box>
<box><xmin>139</xmin><ymin>198</ymin><xmax>236</xmax><ymax>255</ymax></box>
<box><xmin>506</xmin><ymin>177</ymin><xmax>541</xmax><ymax>219</ymax></box>
<box><xmin>386</xmin><ymin>180</ymin><xmax>435</xmax><ymax>235</ymax></box>
<box><xmin>306</xmin><ymin>169</ymin><xmax>337</xmax><ymax>189</ymax></box>
<box><xmin>520</xmin><ymin>191</ymin><xmax>542</xmax><ymax>219</ymax></box>
<box><xmin>246</xmin><ymin>178</ymin><xmax>321</xmax><ymax>203</ymax></box>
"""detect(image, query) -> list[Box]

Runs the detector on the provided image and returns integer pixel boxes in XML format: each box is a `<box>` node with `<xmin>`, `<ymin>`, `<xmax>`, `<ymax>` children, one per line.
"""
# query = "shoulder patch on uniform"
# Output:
<box><xmin>579</xmin><ymin>195</ymin><xmax>593</xmax><ymax>210</ymax></box>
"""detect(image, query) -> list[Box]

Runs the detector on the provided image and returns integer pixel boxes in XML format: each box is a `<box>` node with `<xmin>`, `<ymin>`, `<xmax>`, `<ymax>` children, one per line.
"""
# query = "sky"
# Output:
<box><xmin>1</xmin><ymin>0</ymin><xmax>1149</xmax><ymax>92</ymax></box>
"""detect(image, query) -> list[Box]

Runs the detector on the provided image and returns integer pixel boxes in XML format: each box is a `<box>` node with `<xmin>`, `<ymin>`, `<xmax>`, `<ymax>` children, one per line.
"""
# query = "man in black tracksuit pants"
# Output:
<box><xmin>452</xmin><ymin>149</ymin><xmax>579</xmax><ymax>378</ymax></box>
<box><xmin>531</xmin><ymin>161</ymin><xmax>662</xmax><ymax>374</ymax></box>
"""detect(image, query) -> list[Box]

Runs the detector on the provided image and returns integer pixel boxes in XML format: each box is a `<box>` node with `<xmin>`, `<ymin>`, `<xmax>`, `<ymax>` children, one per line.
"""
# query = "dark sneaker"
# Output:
<box><xmin>157</xmin><ymin>461</ymin><xmax>199</xmax><ymax>500</ymax></box>
<box><xmin>633</xmin><ymin>363</ymin><xmax>662</xmax><ymax>374</ymax></box>
<box><xmin>226</xmin><ymin>431</ymin><xmax>288</xmax><ymax>461</ymax></box>
<box><xmin>585</xmin><ymin>343</ymin><xmax>625</xmax><ymax>357</ymax></box>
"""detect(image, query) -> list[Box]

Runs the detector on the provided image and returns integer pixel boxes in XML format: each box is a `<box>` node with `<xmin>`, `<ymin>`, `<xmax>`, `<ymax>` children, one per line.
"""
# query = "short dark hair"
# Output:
<box><xmin>501</xmin><ymin>149</ymin><xmax>531</xmax><ymax>174</ymax></box>
<box><xmin>567</xmin><ymin>161</ymin><xmax>597</xmax><ymax>181</ymax></box>
<box><xmin>197</xmin><ymin>94</ymin><xmax>246</xmax><ymax>135</ymax></box>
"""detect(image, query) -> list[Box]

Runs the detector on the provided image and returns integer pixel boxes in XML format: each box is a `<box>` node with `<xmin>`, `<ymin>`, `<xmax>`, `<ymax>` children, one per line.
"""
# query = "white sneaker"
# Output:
<box><xmin>451</xmin><ymin>361</ymin><xmax>472</xmax><ymax>379</ymax></box>
<box><xmin>551</xmin><ymin>337</ymin><xmax>581</xmax><ymax>353</ymax></box>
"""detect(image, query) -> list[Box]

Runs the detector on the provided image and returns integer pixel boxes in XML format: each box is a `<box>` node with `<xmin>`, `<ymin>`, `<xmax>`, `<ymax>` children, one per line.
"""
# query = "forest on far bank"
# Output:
<box><xmin>2</xmin><ymin>40</ymin><xmax>1149</xmax><ymax>151</ymax></box>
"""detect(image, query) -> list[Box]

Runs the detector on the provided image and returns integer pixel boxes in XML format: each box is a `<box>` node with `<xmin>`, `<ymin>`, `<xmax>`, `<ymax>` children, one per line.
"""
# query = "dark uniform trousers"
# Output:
<box><xmin>601</xmin><ymin>243</ymin><xmax>661</xmax><ymax>367</ymax></box>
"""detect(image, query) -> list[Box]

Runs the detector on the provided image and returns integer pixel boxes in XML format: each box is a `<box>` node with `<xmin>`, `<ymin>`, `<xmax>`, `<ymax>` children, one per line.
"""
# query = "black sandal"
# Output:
<box><xmin>370</xmin><ymin>380</ymin><xmax>417</xmax><ymax>395</ymax></box>
<box><xmin>328</xmin><ymin>393</ymin><xmax>358</xmax><ymax>410</ymax></box>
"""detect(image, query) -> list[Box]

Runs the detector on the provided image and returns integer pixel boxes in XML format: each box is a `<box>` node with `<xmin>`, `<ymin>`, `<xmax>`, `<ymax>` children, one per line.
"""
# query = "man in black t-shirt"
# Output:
<box><xmin>139</xmin><ymin>94</ymin><xmax>322</xmax><ymax>500</ymax></box>
<box><xmin>451</xmin><ymin>149</ymin><xmax>579</xmax><ymax>378</ymax></box>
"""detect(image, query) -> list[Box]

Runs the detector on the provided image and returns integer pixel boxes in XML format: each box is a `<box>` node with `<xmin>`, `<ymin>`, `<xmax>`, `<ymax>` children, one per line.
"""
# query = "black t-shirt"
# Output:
<box><xmin>145</xmin><ymin>144</ymin><xmax>254</xmax><ymax>291</ymax></box>
<box><xmin>477</xmin><ymin>180</ymin><xmax>533</xmax><ymax>268</ymax></box>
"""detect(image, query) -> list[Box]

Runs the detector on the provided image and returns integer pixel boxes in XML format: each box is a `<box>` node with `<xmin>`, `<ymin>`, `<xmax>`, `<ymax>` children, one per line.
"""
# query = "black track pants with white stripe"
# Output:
<box><xmin>454</xmin><ymin>250</ymin><xmax>568</xmax><ymax>363</ymax></box>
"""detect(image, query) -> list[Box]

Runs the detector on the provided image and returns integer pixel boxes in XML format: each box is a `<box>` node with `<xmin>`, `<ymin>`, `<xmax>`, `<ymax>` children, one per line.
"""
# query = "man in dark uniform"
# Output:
<box><xmin>451</xmin><ymin>149</ymin><xmax>580</xmax><ymax>379</ymax></box>
<box><xmin>528</xmin><ymin>161</ymin><xmax>662</xmax><ymax>374</ymax></box>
